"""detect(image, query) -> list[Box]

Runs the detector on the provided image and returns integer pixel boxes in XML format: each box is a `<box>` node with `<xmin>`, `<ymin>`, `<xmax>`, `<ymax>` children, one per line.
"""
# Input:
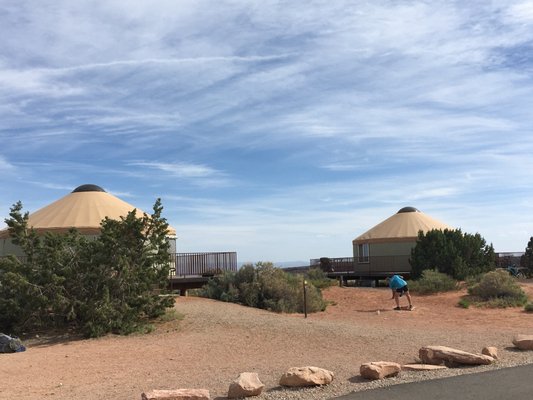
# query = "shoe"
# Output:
<box><xmin>408</xmin><ymin>305</ymin><xmax>414</xmax><ymax>310</ymax></box>
<box><xmin>393</xmin><ymin>307</ymin><xmax>401</xmax><ymax>310</ymax></box>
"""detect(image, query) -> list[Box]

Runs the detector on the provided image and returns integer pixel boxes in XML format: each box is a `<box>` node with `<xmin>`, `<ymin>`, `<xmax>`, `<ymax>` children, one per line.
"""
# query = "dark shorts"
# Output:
<box><xmin>395</xmin><ymin>285</ymin><xmax>409</xmax><ymax>294</ymax></box>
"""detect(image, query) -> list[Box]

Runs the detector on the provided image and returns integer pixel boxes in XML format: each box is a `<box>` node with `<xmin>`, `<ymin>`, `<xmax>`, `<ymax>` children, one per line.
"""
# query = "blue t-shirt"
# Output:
<box><xmin>389</xmin><ymin>275</ymin><xmax>407</xmax><ymax>289</ymax></box>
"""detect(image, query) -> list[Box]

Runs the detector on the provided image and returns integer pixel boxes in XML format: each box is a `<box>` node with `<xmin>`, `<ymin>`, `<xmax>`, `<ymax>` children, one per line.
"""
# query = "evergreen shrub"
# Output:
<box><xmin>411</xmin><ymin>229</ymin><xmax>495</xmax><ymax>280</ymax></box>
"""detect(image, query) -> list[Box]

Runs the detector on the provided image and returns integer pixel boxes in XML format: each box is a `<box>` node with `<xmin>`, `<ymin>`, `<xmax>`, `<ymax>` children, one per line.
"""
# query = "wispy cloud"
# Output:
<box><xmin>131</xmin><ymin>162</ymin><xmax>221</xmax><ymax>178</ymax></box>
<box><xmin>24</xmin><ymin>181</ymin><xmax>76</xmax><ymax>192</ymax></box>
<box><xmin>0</xmin><ymin>156</ymin><xmax>15</xmax><ymax>172</ymax></box>
<box><xmin>506</xmin><ymin>1</ymin><xmax>533</xmax><ymax>23</ymax></box>
<box><xmin>127</xmin><ymin>161</ymin><xmax>234</xmax><ymax>189</ymax></box>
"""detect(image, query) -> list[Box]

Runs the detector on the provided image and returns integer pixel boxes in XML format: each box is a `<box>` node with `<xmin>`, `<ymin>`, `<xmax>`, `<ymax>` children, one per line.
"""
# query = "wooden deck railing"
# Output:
<box><xmin>310</xmin><ymin>257</ymin><xmax>355</xmax><ymax>272</ymax></box>
<box><xmin>170</xmin><ymin>252</ymin><xmax>238</xmax><ymax>277</ymax></box>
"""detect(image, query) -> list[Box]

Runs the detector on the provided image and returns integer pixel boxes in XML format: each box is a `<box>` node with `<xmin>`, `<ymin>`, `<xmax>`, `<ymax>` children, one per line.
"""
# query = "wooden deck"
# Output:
<box><xmin>168</xmin><ymin>251</ymin><xmax>237</xmax><ymax>292</ymax></box>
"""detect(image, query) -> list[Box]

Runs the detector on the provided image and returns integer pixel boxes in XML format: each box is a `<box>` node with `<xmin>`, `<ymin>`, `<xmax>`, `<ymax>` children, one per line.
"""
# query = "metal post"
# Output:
<box><xmin>303</xmin><ymin>280</ymin><xmax>308</xmax><ymax>318</ymax></box>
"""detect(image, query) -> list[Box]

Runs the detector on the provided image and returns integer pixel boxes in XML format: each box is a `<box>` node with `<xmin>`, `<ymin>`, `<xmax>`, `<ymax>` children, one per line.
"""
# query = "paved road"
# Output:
<box><xmin>335</xmin><ymin>364</ymin><xmax>533</xmax><ymax>400</ymax></box>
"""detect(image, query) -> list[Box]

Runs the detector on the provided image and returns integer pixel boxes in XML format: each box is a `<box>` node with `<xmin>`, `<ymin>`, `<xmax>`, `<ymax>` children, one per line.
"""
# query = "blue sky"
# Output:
<box><xmin>1</xmin><ymin>1</ymin><xmax>533</xmax><ymax>263</ymax></box>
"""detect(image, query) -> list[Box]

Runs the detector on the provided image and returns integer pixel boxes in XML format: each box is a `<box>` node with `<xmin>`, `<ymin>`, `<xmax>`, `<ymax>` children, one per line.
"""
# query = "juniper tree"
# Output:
<box><xmin>0</xmin><ymin>199</ymin><xmax>173</xmax><ymax>337</ymax></box>
<box><xmin>410</xmin><ymin>229</ymin><xmax>495</xmax><ymax>280</ymax></box>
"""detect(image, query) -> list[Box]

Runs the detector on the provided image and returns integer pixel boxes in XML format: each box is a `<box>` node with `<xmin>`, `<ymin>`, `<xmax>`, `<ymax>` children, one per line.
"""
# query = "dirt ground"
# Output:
<box><xmin>2</xmin><ymin>281</ymin><xmax>533</xmax><ymax>400</ymax></box>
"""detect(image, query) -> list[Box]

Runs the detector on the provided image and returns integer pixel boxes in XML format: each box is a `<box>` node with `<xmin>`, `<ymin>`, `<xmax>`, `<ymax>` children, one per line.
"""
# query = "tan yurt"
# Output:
<box><xmin>0</xmin><ymin>184</ymin><xmax>176</xmax><ymax>257</ymax></box>
<box><xmin>352</xmin><ymin>206</ymin><xmax>452</xmax><ymax>277</ymax></box>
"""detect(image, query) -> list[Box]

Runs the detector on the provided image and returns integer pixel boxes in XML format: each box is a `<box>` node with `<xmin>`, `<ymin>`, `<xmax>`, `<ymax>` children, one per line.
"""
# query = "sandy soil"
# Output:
<box><xmin>2</xmin><ymin>282</ymin><xmax>533</xmax><ymax>400</ymax></box>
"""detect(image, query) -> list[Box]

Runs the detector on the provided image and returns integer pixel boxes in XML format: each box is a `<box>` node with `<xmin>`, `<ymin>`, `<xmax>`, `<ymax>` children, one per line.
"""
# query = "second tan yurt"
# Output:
<box><xmin>352</xmin><ymin>207</ymin><xmax>452</xmax><ymax>277</ymax></box>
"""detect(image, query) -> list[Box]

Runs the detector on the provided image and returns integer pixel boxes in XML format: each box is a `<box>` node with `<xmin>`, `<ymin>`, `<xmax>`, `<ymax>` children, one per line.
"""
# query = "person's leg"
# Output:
<box><xmin>405</xmin><ymin>291</ymin><xmax>413</xmax><ymax>307</ymax></box>
<box><xmin>393</xmin><ymin>291</ymin><xmax>400</xmax><ymax>309</ymax></box>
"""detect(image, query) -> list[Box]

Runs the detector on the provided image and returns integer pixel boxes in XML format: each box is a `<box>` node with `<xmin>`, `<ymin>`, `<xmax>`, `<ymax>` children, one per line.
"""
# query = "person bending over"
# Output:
<box><xmin>387</xmin><ymin>274</ymin><xmax>413</xmax><ymax>310</ymax></box>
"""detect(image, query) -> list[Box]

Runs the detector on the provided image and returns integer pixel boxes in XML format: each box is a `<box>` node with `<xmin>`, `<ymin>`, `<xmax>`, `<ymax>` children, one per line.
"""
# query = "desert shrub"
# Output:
<box><xmin>409</xmin><ymin>270</ymin><xmax>458</xmax><ymax>294</ymax></box>
<box><xmin>525</xmin><ymin>302</ymin><xmax>533</xmax><ymax>313</ymax></box>
<box><xmin>200</xmin><ymin>262</ymin><xmax>326</xmax><ymax>313</ymax></box>
<box><xmin>234</xmin><ymin>264</ymin><xmax>261</xmax><ymax>307</ymax></box>
<box><xmin>467</xmin><ymin>269</ymin><xmax>528</xmax><ymax>307</ymax></box>
<box><xmin>464</xmin><ymin>273</ymin><xmax>484</xmax><ymax>288</ymax></box>
<box><xmin>201</xmin><ymin>271</ymin><xmax>239</xmax><ymax>303</ymax></box>
<box><xmin>303</xmin><ymin>284</ymin><xmax>328</xmax><ymax>313</ymax></box>
<box><xmin>306</xmin><ymin>267</ymin><xmax>336</xmax><ymax>289</ymax></box>
<box><xmin>257</xmin><ymin>263</ymin><xmax>301</xmax><ymax>312</ymax></box>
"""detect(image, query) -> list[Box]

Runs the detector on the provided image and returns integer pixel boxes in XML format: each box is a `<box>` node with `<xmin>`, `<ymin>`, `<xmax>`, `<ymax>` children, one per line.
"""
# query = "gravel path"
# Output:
<box><xmin>3</xmin><ymin>284</ymin><xmax>533</xmax><ymax>400</ymax></box>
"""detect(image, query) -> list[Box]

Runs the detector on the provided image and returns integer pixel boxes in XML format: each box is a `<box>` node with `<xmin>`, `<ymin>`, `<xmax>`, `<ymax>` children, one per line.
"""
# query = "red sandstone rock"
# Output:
<box><xmin>279</xmin><ymin>366</ymin><xmax>334</xmax><ymax>387</ymax></box>
<box><xmin>419</xmin><ymin>346</ymin><xmax>494</xmax><ymax>366</ymax></box>
<box><xmin>360</xmin><ymin>361</ymin><xmax>401</xmax><ymax>380</ymax></box>
<box><xmin>227</xmin><ymin>372</ymin><xmax>264</xmax><ymax>398</ymax></box>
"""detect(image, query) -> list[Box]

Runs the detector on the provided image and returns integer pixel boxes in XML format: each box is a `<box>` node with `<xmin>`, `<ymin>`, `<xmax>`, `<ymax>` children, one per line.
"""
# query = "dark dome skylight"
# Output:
<box><xmin>72</xmin><ymin>184</ymin><xmax>106</xmax><ymax>193</ymax></box>
<box><xmin>397</xmin><ymin>206</ymin><xmax>419</xmax><ymax>213</ymax></box>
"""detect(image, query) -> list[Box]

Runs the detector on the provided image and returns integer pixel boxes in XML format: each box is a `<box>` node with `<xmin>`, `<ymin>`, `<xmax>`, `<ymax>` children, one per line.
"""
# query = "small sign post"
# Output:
<box><xmin>303</xmin><ymin>280</ymin><xmax>308</xmax><ymax>318</ymax></box>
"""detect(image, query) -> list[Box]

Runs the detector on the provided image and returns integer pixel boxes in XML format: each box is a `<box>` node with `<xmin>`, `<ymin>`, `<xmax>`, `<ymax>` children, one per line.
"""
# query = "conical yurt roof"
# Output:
<box><xmin>353</xmin><ymin>207</ymin><xmax>452</xmax><ymax>244</ymax></box>
<box><xmin>0</xmin><ymin>184</ymin><xmax>176</xmax><ymax>238</ymax></box>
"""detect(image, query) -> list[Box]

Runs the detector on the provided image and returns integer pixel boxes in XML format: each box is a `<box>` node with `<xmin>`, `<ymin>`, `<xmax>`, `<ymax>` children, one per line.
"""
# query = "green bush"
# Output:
<box><xmin>409</xmin><ymin>270</ymin><xmax>458</xmax><ymax>294</ymax></box>
<box><xmin>467</xmin><ymin>269</ymin><xmax>528</xmax><ymax>308</ymax></box>
<box><xmin>458</xmin><ymin>298</ymin><xmax>471</xmax><ymax>309</ymax></box>
<box><xmin>199</xmin><ymin>262</ymin><xmax>327</xmax><ymax>313</ymax></box>
<box><xmin>306</xmin><ymin>267</ymin><xmax>336</xmax><ymax>289</ymax></box>
<box><xmin>524</xmin><ymin>302</ymin><xmax>533</xmax><ymax>313</ymax></box>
